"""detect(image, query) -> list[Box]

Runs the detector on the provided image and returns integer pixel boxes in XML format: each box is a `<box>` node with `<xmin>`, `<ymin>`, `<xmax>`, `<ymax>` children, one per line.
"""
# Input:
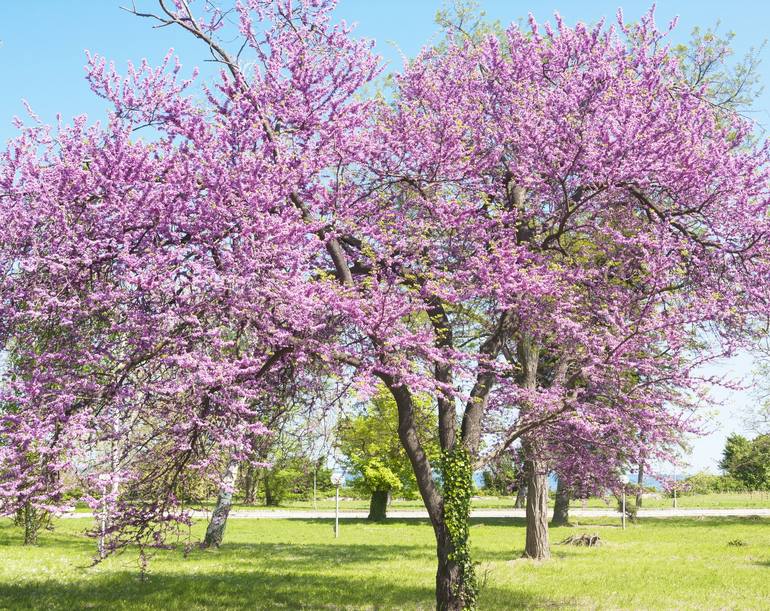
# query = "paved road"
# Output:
<box><xmin>60</xmin><ymin>508</ymin><xmax>770</xmax><ymax>519</ymax></box>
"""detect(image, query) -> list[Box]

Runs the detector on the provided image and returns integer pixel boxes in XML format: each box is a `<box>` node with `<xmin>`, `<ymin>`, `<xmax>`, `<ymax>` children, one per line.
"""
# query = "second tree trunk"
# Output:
<box><xmin>523</xmin><ymin>455</ymin><xmax>550</xmax><ymax>560</ymax></box>
<box><xmin>551</xmin><ymin>476</ymin><xmax>570</xmax><ymax>526</ymax></box>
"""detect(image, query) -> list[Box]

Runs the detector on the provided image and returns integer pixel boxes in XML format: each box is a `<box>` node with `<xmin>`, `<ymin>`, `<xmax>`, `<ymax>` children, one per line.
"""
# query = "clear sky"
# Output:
<box><xmin>1</xmin><ymin>0</ymin><xmax>768</xmax><ymax>474</ymax></box>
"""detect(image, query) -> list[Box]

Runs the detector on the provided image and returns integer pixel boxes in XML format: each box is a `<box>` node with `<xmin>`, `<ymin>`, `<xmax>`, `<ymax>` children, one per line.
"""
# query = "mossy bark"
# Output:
<box><xmin>435</xmin><ymin>522</ymin><xmax>463</xmax><ymax>611</ymax></box>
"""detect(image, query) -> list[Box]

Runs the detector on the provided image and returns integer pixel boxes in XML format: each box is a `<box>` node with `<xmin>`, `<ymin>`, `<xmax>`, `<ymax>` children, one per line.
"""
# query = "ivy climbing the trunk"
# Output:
<box><xmin>440</xmin><ymin>447</ymin><xmax>478</xmax><ymax>610</ymax></box>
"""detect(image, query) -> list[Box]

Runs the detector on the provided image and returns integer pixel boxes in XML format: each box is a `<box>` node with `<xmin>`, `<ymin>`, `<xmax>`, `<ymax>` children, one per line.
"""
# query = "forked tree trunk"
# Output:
<box><xmin>381</xmin><ymin>306</ymin><xmax>516</xmax><ymax>610</ymax></box>
<box><xmin>368</xmin><ymin>490</ymin><xmax>389</xmax><ymax>521</ymax></box>
<box><xmin>384</xmin><ymin>379</ymin><xmax>473</xmax><ymax>610</ymax></box>
<box><xmin>514</xmin><ymin>484</ymin><xmax>527</xmax><ymax>508</ymax></box>
<box><xmin>202</xmin><ymin>458</ymin><xmax>239</xmax><ymax>548</ymax></box>
<box><xmin>551</xmin><ymin>476</ymin><xmax>570</xmax><ymax>526</ymax></box>
<box><xmin>523</xmin><ymin>452</ymin><xmax>550</xmax><ymax>560</ymax></box>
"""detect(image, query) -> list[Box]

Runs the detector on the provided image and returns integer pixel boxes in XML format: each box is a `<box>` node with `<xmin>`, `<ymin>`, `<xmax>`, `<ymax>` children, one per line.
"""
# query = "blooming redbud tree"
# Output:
<box><xmin>0</xmin><ymin>0</ymin><xmax>378</xmax><ymax>552</ymax></box>
<box><xmin>1</xmin><ymin>2</ymin><xmax>770</xmax><ymax>610</ymax></box>
<box><xmin>320</xmin><ymin>8</ymin><xmax>770</xmax><ymax>606</ymax></box>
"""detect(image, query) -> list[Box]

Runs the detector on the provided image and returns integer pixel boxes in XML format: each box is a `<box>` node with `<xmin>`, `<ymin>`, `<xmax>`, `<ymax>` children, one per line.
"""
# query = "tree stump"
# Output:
<box><xmin>559</xmin><ymin>533</ymin><xmax>601</xmax><ymax>547</ymax></box>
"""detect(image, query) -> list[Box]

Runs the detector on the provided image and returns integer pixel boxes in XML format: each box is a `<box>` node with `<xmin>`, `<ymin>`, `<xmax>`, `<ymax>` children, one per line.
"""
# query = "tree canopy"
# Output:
<box><xmin>1</xmin><ymin>2</ymin><xmax>770</xmax><ymax>609</ymax></box>
<box><xmin>720</xmin><ymin>434</ymin><xmax>770</xmax><ymax>491</ymax></box>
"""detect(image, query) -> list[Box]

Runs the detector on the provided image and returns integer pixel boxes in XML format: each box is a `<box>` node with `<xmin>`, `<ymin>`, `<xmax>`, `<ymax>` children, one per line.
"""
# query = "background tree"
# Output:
<box><xmin>719</xmin><ymin>434</ymin><xmax>770</xmax><ymax>491</ymax></box>
<box><xmin>336</xmin><ymin>387</ymin><xmax>438</xmax><ymax>520</ymax></box>
<box><xmin>481</xmin><ymin>450</ymin><xmax>523</xmax><ymax>497</ymax></box>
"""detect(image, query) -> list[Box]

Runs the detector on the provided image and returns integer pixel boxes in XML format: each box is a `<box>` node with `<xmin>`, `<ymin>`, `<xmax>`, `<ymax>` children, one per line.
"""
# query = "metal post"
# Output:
<box><xmin>334</xmin><ymin>485</ymin><xmax>340</xmax><ymax>538</ymax></box>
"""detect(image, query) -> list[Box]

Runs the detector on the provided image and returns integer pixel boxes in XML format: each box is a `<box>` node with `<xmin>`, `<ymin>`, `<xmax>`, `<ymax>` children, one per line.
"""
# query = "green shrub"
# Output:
<box><xmin>673</xmin><ymin>472</ymin><xmax>747</xmax><ymax>496</ymax></box>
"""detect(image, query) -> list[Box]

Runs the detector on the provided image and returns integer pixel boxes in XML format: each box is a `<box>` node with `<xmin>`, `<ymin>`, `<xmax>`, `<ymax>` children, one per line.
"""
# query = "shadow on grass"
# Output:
<box><xmin>0</xmin><ymin>571</ymin><xmax>435</xmax><ymax>610</ymax></box>
<box><xmin>0</xmin><ymin>539</ymin><xmax>555</xmax><ymax>610</ymax></box>
<box><xmin>0</xmin><ymin>573</ymin><xmax>554</xmax><ymax>611</ymax></box>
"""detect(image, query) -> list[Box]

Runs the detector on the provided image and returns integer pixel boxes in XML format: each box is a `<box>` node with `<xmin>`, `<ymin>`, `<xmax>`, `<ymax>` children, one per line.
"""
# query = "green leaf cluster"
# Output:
<box><xmin>336</xmin><ymin>387</ymin><xmax>439</xmax><ymax>497</ymax></box>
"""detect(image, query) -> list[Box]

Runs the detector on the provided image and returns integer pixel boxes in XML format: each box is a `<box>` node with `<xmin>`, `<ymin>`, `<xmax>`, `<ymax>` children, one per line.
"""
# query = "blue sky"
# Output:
<box><xmin>1</xmin><ymin>0</ymin><xmax>767</xmax><ymax>473</ymax></box>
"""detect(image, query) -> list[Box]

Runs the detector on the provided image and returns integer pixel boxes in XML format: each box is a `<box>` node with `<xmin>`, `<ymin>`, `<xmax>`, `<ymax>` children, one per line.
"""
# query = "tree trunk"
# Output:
<box><xmin>242</xmin><ymin>463</ymin><xmax>257</xmax><ymax>505</ymax></box>
<box><xmin>514</xmin><ymin>484</ymin><xmax>527</xmax><ymax>508</ymax></box>
<box><xmin>517</xmin><ymin>335</ymin><xmax>549</xmax><ymax>559</ymax></box>
<box><xmin>636</xmin><ymin>464</ymin><xmax>644</xmax><ymax>508</ymax></box>
<box><xmin>368</xmin><ymin>490</ymin><xmax>388</xmax><ymax>521</ymax></box>
<box><xmin>16</xmin><ymin>502</ymin><xmax>46</xmax><ymax>546</ymax></box>
<box><xmin>551</xmin><ymin>476</ymin><xmax>570</xmax><ymax>526</ymax></box>
<box><xmin>264</xmin><ymin>474</ymin><xmax>277</xmax><ymax>506</ymax></box>
<box><xmin>523</xmin><ymin>453</ymin><xmax>550</xmax><ymax>560</ymax></box>
<box><xmin>24</xmin><ymin>507</ymin><xmax>38</xmax><ymax>546</ymax></box>
<box><xmin>436</xmin><ymin>523</ymin><xmax>463</xmax><ymax>611</ymax></box>
<box><xmin>202</xmin><ymin>458</ymin><xmax>239</xmax><ymax>548</ymax></box>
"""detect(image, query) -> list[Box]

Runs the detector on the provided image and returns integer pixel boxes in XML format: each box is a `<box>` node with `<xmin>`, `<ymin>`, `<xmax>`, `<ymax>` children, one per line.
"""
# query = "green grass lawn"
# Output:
<box><xmin>271</xmin><ymin>491</ymin><xmax>770</xmax><ymax>511</ymax></box>
<box><xmin>1</xmin><ymin>515</ymin><xmax>769</xmax><ymax>610</ymax></box>
<box><xmin>66</xmin><ymin>491</ymin><xmax>770</xmax><ymax>514</ymax></box>
<box><xmin>633</xmin><ymin>491</ymin><xmax>770</xmax><ymax>509</ymax></box>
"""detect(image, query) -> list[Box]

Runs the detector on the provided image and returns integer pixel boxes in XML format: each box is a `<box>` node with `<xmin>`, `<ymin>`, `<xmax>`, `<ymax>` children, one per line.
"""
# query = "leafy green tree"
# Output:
<box><xmin>336</xmin><ymin>388</ymin><xmax>438</xmax><ymax>520</ymax></box>
<box><xmin>719</xmin><ymin>434</ymin><xmax>770</xmax><ymax>491</ymax></box>
<box><xmin>481</xmin><ymin>452</ymin><xmax>523</xmax><ymax>496</ymax></box>
<box><xmin>261</xmin><ymin>454</ymin><xmax>334</xmax><ymax>506</ymax></box>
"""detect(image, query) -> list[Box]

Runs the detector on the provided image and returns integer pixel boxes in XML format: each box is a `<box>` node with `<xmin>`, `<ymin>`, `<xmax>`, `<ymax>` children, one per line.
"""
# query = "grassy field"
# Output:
<box><xmin>193</xmin><ymin>491</ymin><xmax>770</xmax><ymax>513</ymax></box>
<box><xmin>633</xmin><ymin>491</ymin><xmax>770</xmax><ymax>509</ymax></box>
<box><xmin>1</xmin><ymin>515</ymin><xmax>769</xmax><ymax>610</ymax></box>
<box><xmin>66</xmin><ymin>491</ymin><xmax>770</xmax><ymax>514</ymax></box>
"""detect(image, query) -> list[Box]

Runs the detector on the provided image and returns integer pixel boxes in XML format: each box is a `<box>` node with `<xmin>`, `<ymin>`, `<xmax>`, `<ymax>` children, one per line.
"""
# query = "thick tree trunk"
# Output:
<box><xmin>436</xmin><ymin>523</ymin><xmax>463</xmax><ymax>611</ymax></box>
<box><xmin>523</xmin><ymin>453</ymin><xmax>550</xmax><ymax>560</ymax></box>
<box><xmin>636</xmin><ymin>464</ymin><xmax>644</xmax><ymax>508</ymax></box>
<box><xmin>514</xmin><ymin>484</ymin><xmax>527</xmax><ymax>508</ymax></box>
<box><xmin>382</xmin><ymin>378</ymin><xmax>474</xmax><ymax>610</ymax></box>
<box><xmin>551</xmin><ymin>476</ymin><xmax>570</xmax><ymax>526</ymax></box>
<box><xmin>517</xmin><ymin>335</ymin><xmax>549</xmax><ymax>559</ymax></box>
<box><xmin>368</xmin><ymin>490</ymin><xmax>388</xmax><ymax>521</ymax></box>
<box><xmin>202</xmin><ymin>458</ymin><xmax>239</xmax><ymax>548</ymax></box>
